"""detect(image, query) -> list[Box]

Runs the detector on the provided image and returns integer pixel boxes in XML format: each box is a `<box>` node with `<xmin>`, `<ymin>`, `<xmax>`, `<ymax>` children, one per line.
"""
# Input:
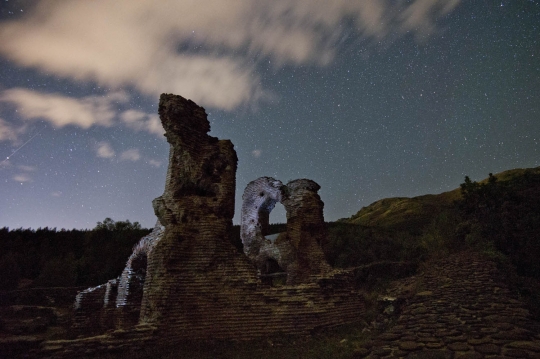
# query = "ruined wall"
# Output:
<box><xmin>137</xmin><ymin>94</ymin><xmax>363</xmax><ymax>342</ymax></box>
<box><xmin>70</xmin><ymin>94</ymin><xmax>364</xmax><ymax>347</ymax></box>
<box><xmin>240</xmin><ymin>177</ymin><xmax>294</xmax><ymax>274</ymax></box>
<box><xmin>240</xmin><ymin>177</ymin><xmax>331</xmax><ymax>284</ymax></box>
<box><xmin>139</xmin><ymin>93</ymin><xmax>261</xmax><ymax>332</ymax></box>
<box><xmin>73</xmin><ymin>221</ymin><xmax>164</xmax><ymax>334</ymax></box>
<box><xmin>282</xmin><ymin>179</ymin><xmax>332</xmax><ymax>284</ymax></box>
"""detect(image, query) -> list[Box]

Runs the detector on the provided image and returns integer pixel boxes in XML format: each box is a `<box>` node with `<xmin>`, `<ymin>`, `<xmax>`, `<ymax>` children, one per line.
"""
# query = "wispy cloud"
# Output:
<box><xmin>0</xmin><ymin>0</ymin><xmax>461</xmax><ymax>111</ymax></box>
<box><xmin>95</xmin><ymin>143</ymin><xmax>144</xmax><ymax>163</ymax></box>
<box><xmin>0</xmin><ymin>118</ymin><xmax>17</xmax><ymax>142</ymax></box>
<box><xmin>120</xmin><ymin>110</ymin><xmax>164</xmax><ymax>137</ymax></box>
<box><xmin>252</xmin><ymin>149</ymin><xmax>262</xmax><ymax>158</ymax></box>
<box><xmin>51</xmin><ymin>191</ymin><xmax>62</xmax><ymax>197</ymax></box>
<box><xmin>0</xmin><ymin>88</ymin><xmax>127</xmax><ymax>129</ymax></box>
<box><xmin>120</xmin><ymin>149</ymin><xmax>141</xmax><ymax>162</ymax></box>
<box><xmin>0</xmin><ymin>117</ymin><xmax>27</xmax><ymax>143</ymax></box>
<box><xmin>95</xmin><ymin>141</ymin><xmax>115</xmax><ymax>159</ymax></box>
<box><xmin>13</xmin><ymin>173</ymin><xmax>32</xmax><ymax>183</ymax></box>
<box><xmin>148</xmin><ymin>159</ymin><xmax>162</xmax><ymax>168</ymax></box>
<box><xmin>0</xmin><ymin>89</ymin><xmax>163</xmax><ymax>137</ymax></box>
<box><xmin>17</xmin><ymin>165</ymin><xmax>36</xmax><ymax>172</ymax></box>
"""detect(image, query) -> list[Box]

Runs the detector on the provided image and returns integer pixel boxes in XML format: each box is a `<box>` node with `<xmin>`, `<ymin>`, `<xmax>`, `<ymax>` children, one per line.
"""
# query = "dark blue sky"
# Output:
<box><xmin>0</xmin><ymin>0</ymin><xmax>538</xmax><ymax>229</ymax></box>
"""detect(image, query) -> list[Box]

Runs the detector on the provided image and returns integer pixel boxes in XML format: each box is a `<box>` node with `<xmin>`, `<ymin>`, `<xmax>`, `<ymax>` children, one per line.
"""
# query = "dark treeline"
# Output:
<box><xmin>457</xmin><ymin>171</ymin><xmax>540</xmax><ymax>278</ymax></box>
<box><xmin>0</xmin><ymin>220</ymin><xmax>286</xmax><ymax>291</ymax></box>
<box><xmin>0</xmin><ymin>218</ymin><xmax>151</xmax><ymax>290</ymax></box>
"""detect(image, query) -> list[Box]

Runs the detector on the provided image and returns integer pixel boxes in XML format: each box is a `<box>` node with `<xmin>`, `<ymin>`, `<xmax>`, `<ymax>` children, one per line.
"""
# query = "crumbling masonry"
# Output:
<box><xmin>241</xmin><ymin>177</ymin><xmax>332</xmax><ymax>285</ymax></box>
<box><xmin>72</xmin><ymin>94</ymin><xmax>364</xmax><ymax>344</ymax></box>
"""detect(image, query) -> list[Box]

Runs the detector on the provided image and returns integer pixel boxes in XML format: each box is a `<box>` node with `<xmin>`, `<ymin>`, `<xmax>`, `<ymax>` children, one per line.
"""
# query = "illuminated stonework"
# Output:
<box><xmin>240</xmin><ymin>177</ymin><xmax>331</xmax><ymax>284</ymax></box>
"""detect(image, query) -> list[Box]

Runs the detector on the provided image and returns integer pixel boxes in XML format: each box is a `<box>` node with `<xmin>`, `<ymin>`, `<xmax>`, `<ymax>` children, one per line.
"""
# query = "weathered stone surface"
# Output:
<box><xmin>281</xmin><ymin>179</ymin><xmax>332</xmax><ymax>284</ymax></box>
<box><xmin>116</xmin><ymin>220</ymin><xmax>164</xmax><ymax>309</ymax></box>
<box><xmin>358</xmin><ymin>252</ymin><xmax>540</xmax><ymax>359</ymax></box>
<box><xmin>474</xmin><ymin>343</ymin><xmax>500</xmax><ymax>354</ymax></box>
<box><xmin>447</xmin><ymin>342</ymin><xmax>470</xmax><ymax>351</ymax></box>
<box><xmin>0</xmin><ymin>335</ymin><xmax>43</xmax><ymax>358</ymax></box>
<box><xmin>240</xmin><ymin>177</ymin><xmax>331</xmax><ymax>284</ymax></box>
<box><xmin>507</xmin><ymin>341</ymin><xmax>540</xmax><ymax>352</ymax></box>
<box><xmin>73</xmin><ymin>221</ymin><xmax>164</xmax><ymax>334</ymax></box>
<box><xmin>407</xmin><ymin>350</ymin><xmax>454</xmax><ymax>359</ymax></box>
<box><xmin>136</xmin><ymin>94</ymin><xmax>364</xmax><ymax>342</ymax></box>
<box><xmin>115</xmin><ymin>221</ymin><xmax>164</xmax><ymax>328</ymax></box>
<box><xmin>139</xmin><ymin>93</ymin><xmax>256</xmax><ymax>332</ymax></box>
<box><xmin>400</xmin><ymin>341</ymin><xmax>424</xmax><ymax>351</ymax></box>
<box><xmin>241</xmin><ymin>176</ymin><xmax>283</xmax><ymax>258</ymax></box>
<box><xmin>240</xmin><ymin>177</ymin><xmax>292</xmax><ymax>277</ymax></box>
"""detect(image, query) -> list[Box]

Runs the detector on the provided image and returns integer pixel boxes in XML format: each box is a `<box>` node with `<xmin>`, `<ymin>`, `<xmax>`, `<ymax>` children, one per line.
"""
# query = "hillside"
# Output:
<box><xmin>339</xmin><ymin>167</ymin><xmax>540</xmax><ymax>233</ymax></box>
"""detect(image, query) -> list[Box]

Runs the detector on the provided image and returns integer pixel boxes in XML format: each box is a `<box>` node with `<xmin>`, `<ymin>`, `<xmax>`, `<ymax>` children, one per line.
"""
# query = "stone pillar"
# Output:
<box><xmin>139</xmin><ymin>94</ymin><xmax>257</xmax><ymax>334</ymax></box>
<box><xmin>282</xmin><ymin>179</ymin><xmax>331</xmax><ymax>284</ymax></box>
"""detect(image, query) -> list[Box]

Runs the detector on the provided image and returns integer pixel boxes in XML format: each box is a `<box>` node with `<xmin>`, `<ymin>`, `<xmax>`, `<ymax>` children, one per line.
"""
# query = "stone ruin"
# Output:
<box><xmin>241</xmin><ymin>177</ymin><xmax>331</xmax><ymax>284</ymax></box>
<box><xmin>70</xmin><ymin>93</ymin><xmax>364</xmax><ymax>348</ymax></box>
<box><xmin>73</xmin><ymin>221</ymin><xmax>164</xmax><ymax>332</ymax></box>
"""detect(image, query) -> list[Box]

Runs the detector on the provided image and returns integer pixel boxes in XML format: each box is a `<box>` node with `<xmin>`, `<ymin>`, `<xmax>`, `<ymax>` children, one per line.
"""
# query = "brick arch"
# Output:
<box><xmin>240</xmin><ymin>177</ymin><xmax>331</xmax><ymax>284</ymax></box>
<box><xmin>240</xmin><ymin>177</ymin><xmax>288</xmax><ymax>270</ymax></box>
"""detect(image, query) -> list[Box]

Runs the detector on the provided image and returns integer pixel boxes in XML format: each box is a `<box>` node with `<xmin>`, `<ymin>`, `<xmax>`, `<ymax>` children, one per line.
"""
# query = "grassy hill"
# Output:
<box><xmin>338</xmin><ymin>167</ymin><xmax>540</xmax><ymax>234</ymax></box>
<box><xmin>325</xmin><ymin>167</ymin><xmax>540</xmax><ymax>275</ymax></box>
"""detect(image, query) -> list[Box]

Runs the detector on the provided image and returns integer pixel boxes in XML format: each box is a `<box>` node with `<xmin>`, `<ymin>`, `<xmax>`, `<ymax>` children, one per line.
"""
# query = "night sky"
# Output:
<box><xmin>0</xmin><ymin>0</ymin><xmax>539</xmax><ymax>230</ymax></box>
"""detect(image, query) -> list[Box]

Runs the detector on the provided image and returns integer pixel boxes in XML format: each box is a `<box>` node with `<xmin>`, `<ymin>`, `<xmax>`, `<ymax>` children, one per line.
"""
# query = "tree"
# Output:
<box><xmin>457</xmin><ymin>171</ymin><xmax>540</xmax><ymax>278</ymax></box>
<box><xmin>94</xmin><ymin>218</ymin><xmax>142</xmax><ymax>231</ymax></box>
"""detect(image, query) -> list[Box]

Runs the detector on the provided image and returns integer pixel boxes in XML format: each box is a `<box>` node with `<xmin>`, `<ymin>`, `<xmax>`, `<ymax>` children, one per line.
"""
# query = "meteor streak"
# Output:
<box><xmin>1</xmin><ymin>129</ymin><xmax>42</xmax><ymax>166</ymax></box>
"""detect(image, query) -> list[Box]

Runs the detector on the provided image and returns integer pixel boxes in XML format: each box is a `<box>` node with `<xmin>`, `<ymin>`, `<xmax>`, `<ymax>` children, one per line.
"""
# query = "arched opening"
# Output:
<box><xmin>264</xmin><ymin>201</ymin><xmax>287</xmax><ymax>240</ymax></box>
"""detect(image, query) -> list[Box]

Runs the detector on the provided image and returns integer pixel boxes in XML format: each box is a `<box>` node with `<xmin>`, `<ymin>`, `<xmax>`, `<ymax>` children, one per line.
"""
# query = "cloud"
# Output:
<box><xmin>13</xmin><ymin>173</ymin><xmax>32</xmax><ymax>183</ymax></box>
<box><xmin>51</xmin><ymin>191</ymin><xmax>62</xmax><ymax>197</ymax></box>
<box><xmin>0</xmin><ymin>89</ymin><xmax>164</xmax><ymax>137</ymax></box>
<box><xmin>252</xmin><ymin>149</ymin><xmax>262</xmax><ymax>158</ymax></box>
<box><xmin>120</xmin><ymin>110</ymin><xmax>164</xmax><ymax>137</ymax></box>
<box><xmin>0</xmin><ymin>118</ymin><xmax>17</xmax><ymax>142</ymax></box>
<box><xmin>0</xmin><ymin>117</ymin><xmax>27</xmax><ymax>143</ymax></box>
<box><xmin>96</xmin><ymin>142</ymin><xmax>115</xmax><ymax>159</ymax></box>
<box><xmin>148</xmin><ymin>159</ymin><xmax>162</xmax><ymax>168</ymax></box>
<box><xmin>398</xmin><ymin>0</ymin><xmax>461</xmax><ymax>39</ymax></box>
<box><xmin>0</xmin><ymin>88</ymin><xmax>128</xmax><ymax>128</ymax></box>
<box><xmin>120</xmin><ymin>149</ymin><xmax>141</xmax><ymax>162</ymax></box>
<box><xmin>0</xmin><ymin>0</ymin><xmax>461</xmax><ymax>111</ymax></box>
<box><xmin>17</xmin><ymin>165</ymin><xmax>36</xmax><ymax>172</ymax></box>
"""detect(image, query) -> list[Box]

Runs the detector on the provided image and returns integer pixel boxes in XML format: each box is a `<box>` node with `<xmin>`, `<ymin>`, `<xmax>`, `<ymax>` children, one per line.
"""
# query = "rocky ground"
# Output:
<box><xmin>354</xmin><ymin>252</ymin><xmax>540</xmax><ymax>359</ymax></box>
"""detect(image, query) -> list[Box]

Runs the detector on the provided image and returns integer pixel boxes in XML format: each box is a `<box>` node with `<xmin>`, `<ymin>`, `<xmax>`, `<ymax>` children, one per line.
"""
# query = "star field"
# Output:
<box><xmin>0</xmin><ymin>0</ymin><xmax>539</xmax><ymax>229</ymax></box>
